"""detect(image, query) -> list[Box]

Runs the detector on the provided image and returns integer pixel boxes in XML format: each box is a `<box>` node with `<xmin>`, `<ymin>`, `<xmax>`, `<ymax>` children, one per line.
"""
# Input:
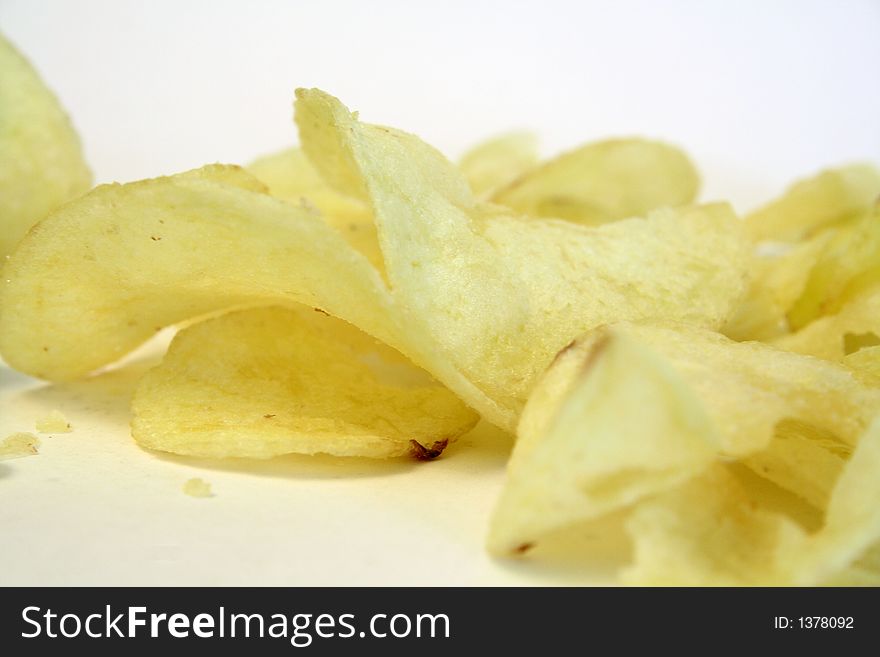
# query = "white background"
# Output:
<box><xmin>1</xmin><ymin>0</ymin><xmax>878</xmax><ymax>585</ymax></box>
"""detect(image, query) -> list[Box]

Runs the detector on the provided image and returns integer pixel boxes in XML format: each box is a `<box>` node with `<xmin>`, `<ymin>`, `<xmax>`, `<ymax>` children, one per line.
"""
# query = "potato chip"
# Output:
<box><xmin>247</xmin><ymin>147</ymin><xmax>384</xmax><ymax>271</ymax></box>
<box><xmin>786</xmin><ymin>416</ymin><xmax>880</xmax><ymax>585</ymax></box>
<box><xmin>488</xmin><ymin>330</ymin><xmax>718</xmax><ymax>555</ymax></box>
<box><xmin>0</xmin><ymin>33</ymin><xmax>92</xmax><ymax>260</ymax></box>
<box><xmin>0</xmin><ymin>164</ymin><xmax>395</xmax><ymax>382</ymax></box>
<box><xmin>295</xmin><ymin>89</ymin><xmax>748</xmax><ymax>428</ymax></box>
<box><xmin>132</xmin><ymin>305</ymin><xmax>478</xmax><ymax>459</ymax></box>
<box><xmin>843</xmin><ymin>346</ymin><xmax>880</xmax><ymax>385</ymax></box>
<box><xmin>458</xmin><ymin>131</ymin><xmax>538</xmax><ymax>196</ymax></box>
<box><xmin>625</xmin><ymin>416</ymin><xmax>880</xmax><ymax>586</ymax></box>
<box><xmin>490</xmin><ymin>137</ymin><xmax>699</xmax><ymax>225</ymax></box>
<box><xmin>0</xmin><ymin>432</ymin><xmax>40</xmax><ymax>460</ymax></box>
<box><xmin>489</xmin><ymin>321</ymin><xmax>880</xmax><ymax>553</ymax></box>
<box><xmin>622</xmin><ymin>465</ymin><xmax>807</xmax><ymax>585</ymax></box>
<box><xmin>787</xmin><ymin>206</ymin><xmax>880</xmax><ymax>330</ymax></box>
<box><xmin>775</xmin><ymin>286</ymin><xmax>880</xmax><ymax>360</ymax></box>
<box><xmin>745</xmin><ymin>164</ymin><xmax>880</xmax><ymax>243</ymax></box>
<box><xmin>722</xmin><ymin>231</ymin><xmax>832</xmax><ymax>341</ymax></box>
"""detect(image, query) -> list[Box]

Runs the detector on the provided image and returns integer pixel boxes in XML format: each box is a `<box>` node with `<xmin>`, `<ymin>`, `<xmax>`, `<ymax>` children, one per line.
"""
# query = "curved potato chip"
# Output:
<box><xmin>775</xmin><ymin>286</ymin><xmax>880</xmax><ymax>360</ymax></box>
<box><xmin>787</xmin><ymin>206</ymin><xmax>880</xmax><ymax>330</ymax></box>
<box><xmin>488</xmin><ymin>329</ymin><xmax>718</xmax><ymax>555</ymax></box>
<box><xmin>787</xmin><ymin>416</ymin><xmax>880</xmax><ymax>585</ymax></box>
<box><xmin>0</xmin><ymin>164</ymin><xmax>395</xmax><ymax>381</ymax></box>
<box><xmin>458</xmin><ymin>131</ymin><xmax>538</xmax><ymax>196</ymax></box>
<box><xmin>295</xmin><ymin>89</ymin><xmax>748</xmax><ymax>429</ymax></box>
<box><xmin>722</xmin><ymin>232</ymin><xmax>832</xmax><ymax>341</ymax></box>
<box><xmin>489</xmin><ymin>321</ymin><xmax>879</xmax><ymax>554</ymax></box>
<box><xmin>622</xmin><ymin>466</ymin><xmax>807</xmax><ymax>586</ymax></box>
<box><xmin>625</xmin><ymin>417</ymin><xmax>880</xmax><ymax>585</ymax></box>
<box><xmin>247</xmin><ymin>147</ymin><xmax>384</xmax><ymax>271</ymax></box>
<box><xmin>0</xmin><ymin>33</ymin><xmax>91</xmax><ymax>259</ymax></box>
<box><xmin>490</xmin><ymin>137</ymin><xmax>699</xmax><ymax>225</ymax></box>
<box><xmin>745</xmin><ymin>164</ymin><xmax>880</xmax><ymax>243</ymax></box>
<box><xmin>132</xmin><ymin>305</ymin><xmax>478</xmax><ymax>459</ymax></box>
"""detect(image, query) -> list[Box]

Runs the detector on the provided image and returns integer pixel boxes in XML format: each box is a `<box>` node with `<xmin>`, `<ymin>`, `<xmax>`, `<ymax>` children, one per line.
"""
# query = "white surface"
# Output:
<box><xmin>1</xmin><ymin>0</ymin><xmax>879</xmax><ymax>585</ymax></box>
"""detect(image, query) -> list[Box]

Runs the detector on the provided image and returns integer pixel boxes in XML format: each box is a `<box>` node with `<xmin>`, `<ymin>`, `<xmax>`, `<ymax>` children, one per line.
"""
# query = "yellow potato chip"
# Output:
<box><xmin>132</xmin><ymin>305</ymin><xmax>478</xmax><ymax>459</ymax></box>
<box><xmin>488</xmin><ymin>321</ymin><xmax>880</xmax><ymax>554</ymax></box>
<box><xmin>247</xmin><ymin>147</ymin><xmax>383</xmax><ymax>272</ymax></box>
<box><xmin>626</xmin><ymin>415</ymin><xmax>880</xmax><ymax>586</ymax></box>
<box><xmin>622</xmin><ymin>465</ymin><xmax>807</xmax><ymax>585</ymax></box>
<box><xmin>787</xmin><ymin>416</ymin><xmax>880</xmax><ymax>585</ymax></box>
<box><xmin>0</xmin><ymin>164</ymin><xmax>395</xmax><ymax>382</ymax></box>
<box><xmin>722</xmin><ymin>231</ymin><xmax>832</xmax><ymax>341</ymax></box>
<box><xmin>775</xmin><ymin>285</ymin><xmax>880</xmax><ymax>361</ymax></box>
<box><xmin>0</xmin><ymin>33</ymin><xmax>91</xmax><ymax>259</ymax></box>
<box><xmin>745</xmin><ymin>164</ymin><xmax>880</xmax><ymax>243</ymax></box>
<box><xmin>490</xmin><ymin>137</ymin><xmax>699</xmax><ymax>225</ymax></box>
<box><xmin>458</xmin><ymin>131</ymin><xmax>538</xmax><ymax>196</ymax></box>
<box><xmin>295</xmin><ymin>88</ymin><xmax>748</xmax><ymax>428</ymax></box>
<box><xmin>787</xmin><ymin>206</ymin><xmax>880</xmax><ymax>330</ymax></box>
<box><xmin>488</xmin><ymin>330</ymin><xmax>718</xmax><ymax>555</ymax></box>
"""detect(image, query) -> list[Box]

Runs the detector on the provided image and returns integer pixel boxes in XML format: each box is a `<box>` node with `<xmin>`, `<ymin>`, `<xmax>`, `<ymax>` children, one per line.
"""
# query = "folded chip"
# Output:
<box><xmin>490</xmin><ymin>137</ymin><xmax>699</xmax><ymax>225</ymax></box>
<box><xmin>0</xmin><ymin>32</ymin><xmax>91</xmax><ymax>260</ymax></box>
<box><xmin>1</xmin><ymin>89</ymin><xmax>750</xmax><ymax>435</ymax></box>
<box><xmin>458</xmin><ymin>131</ymin><xmax>538</xmax><ymax>197</ymax></box>
<box><xmin>489</xmin><ymin>322</ymin><xmax>880</xmax><ymax>556</ymax></box>
<box><xmin>132</xmin><ymin>305</ymin><xmax>477</xmax><ymax>459</ymax></box>
<box><xmin>247</xmin><ymin>147</ymin><xmax>384</xmax><ymax>272</ymax></box>
<box><xmin>624</xmin><ymin>416</ymin><xmax>880</xmax><ymax>586</ymax></box>
<box><xmin>775</xmin><ymin>286</ymin><xmax>880</xmax><ymax>361</ymax></box>
<box><xmin>295</xmin><ymin>89</ymin><xmax>748</xmax><ymax>428</ymax></box>
<box><xmin>745</xmin><ymin>164</ymin><xmax>880</xmax><ymax>243</ymax></box>
<box><xmin>0</xmin><ymin>164</ymin><xmax>396</xmax><ymax>381</ymax></box>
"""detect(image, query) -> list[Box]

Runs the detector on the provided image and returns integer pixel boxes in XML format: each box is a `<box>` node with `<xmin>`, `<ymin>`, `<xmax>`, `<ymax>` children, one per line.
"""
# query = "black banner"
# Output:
<box><xmin>0</xmin><ymin>587</ymin><xmax>875</xmax><ymax>653</ymax></box>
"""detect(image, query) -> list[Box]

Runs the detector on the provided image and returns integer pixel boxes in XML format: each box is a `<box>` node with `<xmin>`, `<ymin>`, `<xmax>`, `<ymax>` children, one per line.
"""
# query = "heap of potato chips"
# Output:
<box><xmin>2</xmin><ymin>33</ymin><xmax>879</xmax><ymax>585</ymax></box>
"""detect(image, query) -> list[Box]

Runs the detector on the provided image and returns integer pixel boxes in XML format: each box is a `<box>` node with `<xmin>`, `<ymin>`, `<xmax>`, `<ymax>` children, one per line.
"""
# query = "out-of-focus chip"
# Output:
<box><xmin>775</xmin><ymin>286</ymin><xmax>880</xmax><ymax>361</ymax></box>
<box><xmin>787</xmin><ymin>206</ymin><xmax>880</xmax><ymax>330</ymax></box>
<box><xmin>488</xmin><ymin>330</ymin><xmax>718</xmax><ymax>555</ymax></box>
<box><xmin>182</xmin><ymin>478</ymin><xmax>213</xmax><ymax>498</ymax></box>
<box><xmin>745</xmin><ymin>164</ymin><xmax>880</xmax><ymax>243</ymax></box>
<box><xmin>0</xmin><ymin>33</ymin><xmax>91</xmax><ymax>260</ymax></box>
<box><xmin>489</xmin><ymin>322</ymin><xmax>880</xmax><ymax>553</ymax></box>
<box><xmin>490</xmin><ymin>137</ymin><xmax>699</xmax><ymax>225</ymax></box>
<box><xmin>247</xmin><ymin>148</ymin><xmax>383</xmax><ymax>271</ymax></box>
<box><xmin>0</xmin><ymin>432</ymin><xmax>40</xmax><ymax>460</ymax></box>
<box><xmin>35</xmin><ymin>409</ymin><xmax>72</xmax><ymax>433</ymax></box>
<box><xmin>295</xmin><ymin>89</ymin><xmax>748</xmax><ymax>429</ymax></box>
<box><xmin>622</xmin><ymin>465</ymin><xmax>806</xmax><ymax>585</ymax></box>
<box><xmin>722</xmin><ymin>232</ymin><xmax>832</xmax><ymax>341</ymax></box>
<box><xmin>0</xmin><ymin>164</ymin><xmax>395</xmax><ymax>382</ymax></box>
<box><xmin>458</xmin><ymin>131</ymin><xmax>538</xmax><ymax>197</ymax></box>
<box><xmin>133</xmin><ymin>305</ymin><xmax>478</xmax><ymax>459</ymax></box>
<box><xmin>843</xmin><ymin>346</ymin><xmax>880</xmax><ymax>386</ymax></box>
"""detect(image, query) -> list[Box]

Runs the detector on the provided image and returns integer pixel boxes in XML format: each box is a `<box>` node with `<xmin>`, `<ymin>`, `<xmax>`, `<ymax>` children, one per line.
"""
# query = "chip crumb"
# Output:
<box><xmin>182</xmin><ymin>477</ymin><xmax>212</xmax><ymax>498</ymax></box>
<box><xmin>35</xmin><ymin>409</ymin><xmax>72</xmax><ymax>433</ymax></box>
<box><xmin>0</xmin><ymin>433</ymin><xmax>40</xmax><ymax>461</ymax></box>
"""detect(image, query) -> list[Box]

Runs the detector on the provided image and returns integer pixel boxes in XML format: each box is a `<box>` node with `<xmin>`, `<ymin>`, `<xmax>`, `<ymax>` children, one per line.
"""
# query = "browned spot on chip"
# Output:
<box><xmin>150</xmin><ymin>235</ymin><xmax>162</xmax><ymax>241</ymax></box>
<box><xmin>313</xmin><ymin>307</ymin><xmax>330</xmax><ymax>316</ymax></box>
<box><xmin>550</xmin><ymin>337</ymin><xmax>579</xmax><ymax>366</ymax></box>
<box><xmin>263</xmin><ymin>414</ymin><xmax>275</xmax><ymax>419</ymax></box>
<box><xmin>513</xmin><ymin>542</ymin><xmax>535</xmax><ymax>555</ymax></box>
<box><xmin>409</xmin><ymin>438</ymin><xmax>449</xmax><ymax>461</ymax></box>
<box><xmin>579</xmin><ymin>331</ymin><xmax>612</xmax><ymax>376</ymax></box>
